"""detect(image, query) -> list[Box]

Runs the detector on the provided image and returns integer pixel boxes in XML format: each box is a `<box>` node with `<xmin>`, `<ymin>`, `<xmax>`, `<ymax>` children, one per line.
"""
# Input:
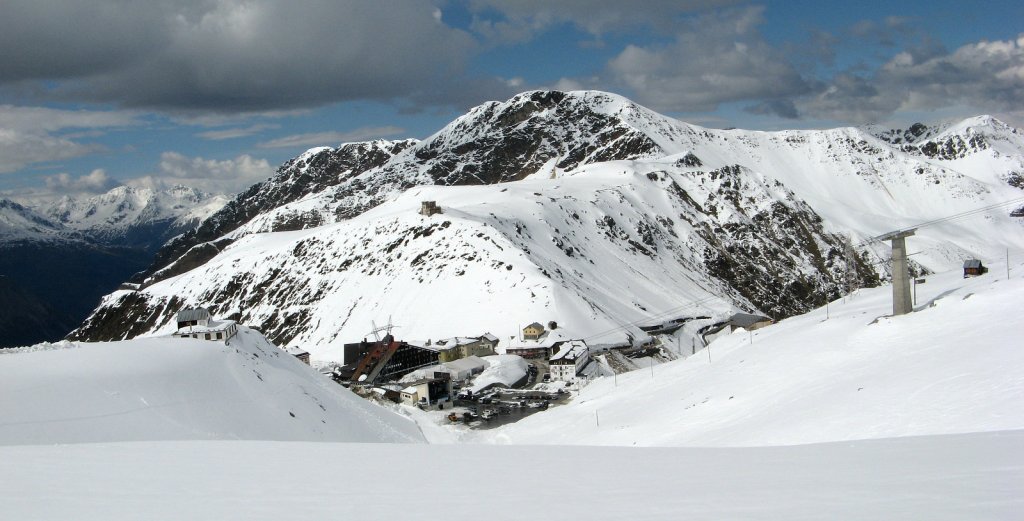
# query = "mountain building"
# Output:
<box><xmin>172</xmin><ymin>307</ymin><xmax>238</xmax><ymax>342</ymax></box>
<box><xmin>963</xmin><ymin>259</ymin><xmax>988</xmax><ymax>277</ymax></box>
<box><xmin>400</xmin><ymin>373</ymin><xmax>453</xmax><ymax>409</ymax></box>
<box><xmin>434</xmin><ymin>335</ymin><xmax>498</xmax><ymax>362</ymax></box>
<box><xmin>549</xmin><ymin>339</ymin><xmax>590</xmax><ymax>382</ymax></box>
<box><xmin>523</xmin><ymin>322</ymin><xmax>545</xmax><ymax>340</ymax></box>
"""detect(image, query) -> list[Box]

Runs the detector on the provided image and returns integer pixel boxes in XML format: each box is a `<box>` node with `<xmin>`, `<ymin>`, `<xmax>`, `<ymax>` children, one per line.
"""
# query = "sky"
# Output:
<box><xmin>1</xmin><ymin>0</ymin><xmax>1021</xmax><ymax>202</ymax></box>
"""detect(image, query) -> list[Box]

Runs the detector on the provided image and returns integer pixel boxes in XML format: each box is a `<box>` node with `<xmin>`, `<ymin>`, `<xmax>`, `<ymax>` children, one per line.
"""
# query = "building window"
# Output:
<box><xmin>216</xmin><ymin>333</ymin><xmax>223</xmax><ymax>340</ymax></box>
<box><xmin>205</xmin><ymin>333</ymin><xmax>211</xmax><ymax>340</ymax></box>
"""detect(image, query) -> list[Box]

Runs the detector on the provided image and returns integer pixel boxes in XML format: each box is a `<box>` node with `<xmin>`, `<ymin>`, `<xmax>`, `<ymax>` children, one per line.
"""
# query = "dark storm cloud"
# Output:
<box><xmin>0</xmin><ymin>0</ymin><xmax>477</xmax><ymax>112</ymax></box>
<box><xmin>0</xmin><ymin>2</ymin><xmax>170</xmax><ymax>81</ymax></box>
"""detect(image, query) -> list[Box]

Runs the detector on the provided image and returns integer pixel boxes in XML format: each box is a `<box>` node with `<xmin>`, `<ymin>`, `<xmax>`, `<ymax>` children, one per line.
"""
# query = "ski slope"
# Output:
<box><xmin>472</xmin><ymin>263</ymin><xmax>1024</xmax><ymax>447</ymax></box>
<box><xmin>0</xmin><ymin>431</ymin><xmax>1020</xmax><ymax>520</ymax></box>
<box><xmin>0</xmin><ymin>327</ymin><xmax>423</xmax><ymax>444</ymax></box>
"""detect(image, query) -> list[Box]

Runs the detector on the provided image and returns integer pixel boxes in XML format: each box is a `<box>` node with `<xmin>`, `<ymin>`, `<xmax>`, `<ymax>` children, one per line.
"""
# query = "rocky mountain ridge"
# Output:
<box><xmin>69</xmin><ymin>91</ymin><xmax>1024</xmax><ymax>360</ymax></box>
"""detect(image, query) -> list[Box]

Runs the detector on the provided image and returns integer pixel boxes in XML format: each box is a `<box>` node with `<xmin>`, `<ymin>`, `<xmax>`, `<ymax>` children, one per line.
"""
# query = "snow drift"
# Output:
<box><xmin>0</xmin><ymin>327</ymin><xmax>423</xmax><ymax>445</ymax></box>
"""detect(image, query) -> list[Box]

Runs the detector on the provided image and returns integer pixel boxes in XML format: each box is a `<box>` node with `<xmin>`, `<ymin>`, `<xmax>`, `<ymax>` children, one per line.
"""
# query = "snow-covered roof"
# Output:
<box><xmin>412</xmin><ymin>343</ymin><xmax>441</xmax><ymax>353</ymax></box>
<box><xmin>286</xmin><ymin>346</ymin><xmax>309</xmax><ymax>356</ymax></box>
<box><xmin>437</xmin><ymin>337</ymin><xmax>479</xmax><ymax>347</ymax></box>
<box><xmin>469</xmin><ymin>355</ymin><xmax>529</xmax><ymax>393</ymax></box>
<box><xmin>524</xmin><ymin>322</ymin><xmax>544</xmax><ymax>330</ymax></box>
<box><xmin>400</xmin><ymin>386</ymin><xmax>418</xmax><ymax>395</ymax></box>
<box><xmin>177</xmin><ymin>307</ymin><xmax>211</xmax><ymax>322</ymax></box>
<box><xmin>728</xmin><ymin>313</ymin><xmax>771</xmax><ymax>328</ymax></box>
<box><xmin>963</xmin><ymin>259</ymin><xmax>983</xmax><ymax>269</ymax></box>
<box><xmin>507</xmin><ymin>330</ymin><xmax>564</xmax><ymax>350</ymax></box>
<box><xmin>480</xmin><ymin>333</ymin><xmax>499</xmax><ymax>343</ymax></box>
<box><xmin>399</xmin><ymin>365</ymin><xmax>446</xmax><ymax>383</ymax></box>
<box><xmin>550</xmin><ymin>340</ymin><xmax>588</xmax><ymax>362</ymax></box>
<box><xmin>444</xmin><ymin>355</ymin><xmax>488</xmax><ymax>373</ymax></box>
<box><xmin>175</xmin><ymin>319</ymin><xmax>235</xmax><ymax>334</ymax></box>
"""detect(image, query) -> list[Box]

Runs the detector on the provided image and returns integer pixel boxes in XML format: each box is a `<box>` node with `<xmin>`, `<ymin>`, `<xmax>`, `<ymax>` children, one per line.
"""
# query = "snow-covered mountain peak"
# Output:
<box><xmin>867</xmin><ymin>115</ymin><xmax>1023</xmax><ymax>159</ymax></box>
<box><xmin>36</xmin><ymin>184</ymin><xmax>228</xmax><ymax>250</ymax></box>
<box><xmin>0</xmin><ymin>198</ymin><xmax>75</xmax><ymax>243</ymax></box>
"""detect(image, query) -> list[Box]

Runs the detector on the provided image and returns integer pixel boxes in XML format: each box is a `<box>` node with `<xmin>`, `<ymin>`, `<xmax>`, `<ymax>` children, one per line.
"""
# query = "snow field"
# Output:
<box><xmin>0</xmin><ymin>431</ymin><xmax>1019</xmax><ymax>520</ymax></box>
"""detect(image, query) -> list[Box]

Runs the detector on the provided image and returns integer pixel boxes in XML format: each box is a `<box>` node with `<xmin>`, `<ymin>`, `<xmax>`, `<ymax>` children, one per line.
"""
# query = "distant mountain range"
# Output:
<box><xmin>0</xmin><ymin>186</ymin><xmax>227</xmax><ymax>347</ymax></box>
<box><xmin>51</xmin><ymin>91</ymin><xmax>1024</xmax><ymax>361</ymax></box>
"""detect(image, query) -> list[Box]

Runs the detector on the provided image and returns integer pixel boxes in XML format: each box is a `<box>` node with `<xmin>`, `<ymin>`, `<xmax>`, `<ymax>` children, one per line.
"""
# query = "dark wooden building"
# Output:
<box><xmin>963</xmin><ymin>259</ymin><xmax>988</xmax><ymax>277</ymax></box>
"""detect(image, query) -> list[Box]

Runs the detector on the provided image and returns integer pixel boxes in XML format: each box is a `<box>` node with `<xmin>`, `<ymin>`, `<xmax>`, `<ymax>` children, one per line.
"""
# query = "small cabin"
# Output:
<box><xmin>963</xmin><ymin>259</ymin><xmax>988</xmax><ymax>278</ymax></box>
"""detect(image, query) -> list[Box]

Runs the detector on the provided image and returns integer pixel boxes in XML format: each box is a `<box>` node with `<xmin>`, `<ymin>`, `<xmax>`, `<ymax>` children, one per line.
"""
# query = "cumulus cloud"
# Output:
<box><xmin>0</xmin><ymin>0</ymin><xmax>478</xmax><ymax>112</ymax></box>
<box><xmin>3</xmin><ymin>169</ymin><xmax>123</xmax><ymax>205</ymax></box>
<box><xmin>802</xmin><ymin>34</ymin><xmax>1024</xmax><ymax>123</ymax></box>
<box><xmin>9</xmin><ymin>153</ymin><xmax>276</xmax><ymax>202</ymax></box>
<box><xmin>257</xmin><ymin>126</ymin><xmax>407</xmax><ymax>149</ymax></box>
<box><xmin>0</xmin><ymin>129</ymin><xmax>98</xmax><ymax>174</ymax></box>
<box><xmin>149</xmin><ymin>152</ymin><xmax>275</xmax><ymax>194</ymax></box>
<box><xmin>0</xmin><ymin>105</ymin><xmax>137</xmax><ymax>173</ymax></box>
<box><xmin>44</xmin><ymin>169</ymin><xmax>121</xmax><ymax>194</ymax></box>
<box><xmin>602</xmin><ymin>7</ymin><xmax>811</xmax><ymax>113</ymax></box>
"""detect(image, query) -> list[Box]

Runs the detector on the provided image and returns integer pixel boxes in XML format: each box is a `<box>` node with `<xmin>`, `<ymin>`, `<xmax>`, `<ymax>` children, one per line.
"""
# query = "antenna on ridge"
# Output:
<box><xmin>367</xmin><ymin>316</ymin><xmax>398</xmax><ymax>343</ymax></box>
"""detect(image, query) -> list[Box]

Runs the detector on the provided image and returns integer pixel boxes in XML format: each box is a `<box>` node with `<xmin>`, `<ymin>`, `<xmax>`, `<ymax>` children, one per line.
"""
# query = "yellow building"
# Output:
<box><xmin>522</xmin><ymin>322</ymin><xmax>545</xmax><ymax>340</ymax></box>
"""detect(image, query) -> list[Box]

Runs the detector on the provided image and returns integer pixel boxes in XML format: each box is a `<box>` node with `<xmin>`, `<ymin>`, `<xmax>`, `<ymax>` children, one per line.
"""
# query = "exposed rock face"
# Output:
<box><xmin>142</xmin><ymin>140</ymin><xmax>416</xmax><ymax>283</ymax></box>
<box><xmin>138</xmin><ymin>91</ymin><xmax>679</xmax><ymax>286</ymax></box>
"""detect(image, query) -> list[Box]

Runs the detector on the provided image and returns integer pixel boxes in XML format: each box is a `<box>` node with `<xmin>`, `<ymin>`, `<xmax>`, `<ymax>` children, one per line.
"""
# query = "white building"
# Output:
<box><xmin>549</xmin><ymin>340</ymin><xmax>589</xmax><ymax>382</ymax></box>
<box><xmin>399</xmin><ymin>377</ymin><xmax>453</xmax><ymax>408</ymax></box>
<box><xmin>172</xmin><ymin>307</ymin><xmax>238</xmax><ymax>343</ymax></box>
<box><xmin>443</xmin><ymin>356</ymin><xmax>489</xmax><ymax>381</ymax></box>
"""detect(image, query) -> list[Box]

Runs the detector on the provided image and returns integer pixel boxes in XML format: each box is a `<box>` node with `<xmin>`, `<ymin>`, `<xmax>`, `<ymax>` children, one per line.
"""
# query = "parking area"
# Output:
<box><xmin>447</xmin><ymin>369</ymin><xmax>569</xmax><ymax>430</ymax></box>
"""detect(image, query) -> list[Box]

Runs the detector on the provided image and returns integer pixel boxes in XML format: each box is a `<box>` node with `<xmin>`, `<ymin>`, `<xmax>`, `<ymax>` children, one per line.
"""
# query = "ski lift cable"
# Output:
<box><xmin>853</xmin><ymin>196</ymin><xmax>1024</xmax><ymax>249</ymax></box>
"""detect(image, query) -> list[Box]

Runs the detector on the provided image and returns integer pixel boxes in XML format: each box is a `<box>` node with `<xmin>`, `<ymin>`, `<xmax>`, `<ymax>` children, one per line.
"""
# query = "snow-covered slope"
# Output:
<box><xmin>478</xmin><ymin>264</ymin><xmax>1024</xmax><ymax>447</ymax></box>
<box><xmin>74</xmin><ymin>162</ymin><xmax>884</xmax><ymax>359</ymax></box>
<box><xmin>73</xmin><ymin>90</ymin><xmax>1024</xmax><ymax>361</ymax></box>
<box><xmin>2</xmin><ymin>431</ymin><xmax>1020</xmax><ymax>520</ymax></box>
<box><xmin>0</xmin><ymin>327</ymin><xmax>423</xmax><ymax>444</ymax></box>
<box><xmin>0</xmin><ymin>198</ymin><xmax>81</xmax><ymax>244</ymax></box>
